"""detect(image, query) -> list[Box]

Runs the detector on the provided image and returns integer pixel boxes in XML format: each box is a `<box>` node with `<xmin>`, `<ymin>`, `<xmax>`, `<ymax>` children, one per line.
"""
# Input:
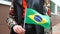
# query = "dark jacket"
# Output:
<box><xmin>7</xmin><ymin>0</ymin><xmax>47</xmax><ymax>34</ymax></box>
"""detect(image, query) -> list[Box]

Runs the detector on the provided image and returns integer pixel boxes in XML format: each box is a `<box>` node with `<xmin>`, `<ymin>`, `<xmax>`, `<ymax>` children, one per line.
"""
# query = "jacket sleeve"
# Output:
<box><xmin>7</xmin><ymin>1</ymin><xmax>17</xmax><ymax>28</ymax></box>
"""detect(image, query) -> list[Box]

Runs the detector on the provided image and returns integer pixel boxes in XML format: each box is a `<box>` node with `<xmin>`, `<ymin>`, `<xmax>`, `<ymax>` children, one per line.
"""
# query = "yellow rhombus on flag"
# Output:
<box><xmin>28</xmin><ymin>14</ymin><xmax>48</xmax><ymax>24</ymax></box>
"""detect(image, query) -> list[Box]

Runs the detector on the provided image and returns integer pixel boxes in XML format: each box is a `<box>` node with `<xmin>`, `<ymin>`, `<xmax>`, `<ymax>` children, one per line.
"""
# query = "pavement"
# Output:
<box><xmin>52</xmin><ymin>23</ymin><xmax>60</xmax><ymax>34</ymax></box>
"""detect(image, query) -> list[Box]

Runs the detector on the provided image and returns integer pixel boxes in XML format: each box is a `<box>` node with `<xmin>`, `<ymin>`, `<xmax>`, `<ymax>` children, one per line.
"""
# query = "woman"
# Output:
<box><xmin>7</xmin><ymin>0</ymin><xmax>45</xmax><ymax>34</ymax></box>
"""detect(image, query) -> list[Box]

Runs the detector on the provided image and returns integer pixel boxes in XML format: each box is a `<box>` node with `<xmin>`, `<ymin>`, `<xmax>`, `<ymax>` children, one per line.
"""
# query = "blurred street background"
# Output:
<box><xmin>0</xmin><ymin>0</ymin><xmax>60</xmax><ymax>34</ymax></box>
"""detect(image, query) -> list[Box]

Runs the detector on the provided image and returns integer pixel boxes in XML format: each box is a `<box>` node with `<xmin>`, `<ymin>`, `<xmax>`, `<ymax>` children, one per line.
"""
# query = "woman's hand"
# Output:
<box><xmin>13</xmin><ymin>25</ymin><xmax>26</xmax><ymax>34</ymax></box>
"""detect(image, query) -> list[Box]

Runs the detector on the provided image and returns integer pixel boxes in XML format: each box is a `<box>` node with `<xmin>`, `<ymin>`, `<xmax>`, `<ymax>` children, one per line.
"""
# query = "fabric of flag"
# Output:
<box><xmin>24</xmin><ymin>8</ymin><xmax>50</xmax><ymax>29</ymax></box>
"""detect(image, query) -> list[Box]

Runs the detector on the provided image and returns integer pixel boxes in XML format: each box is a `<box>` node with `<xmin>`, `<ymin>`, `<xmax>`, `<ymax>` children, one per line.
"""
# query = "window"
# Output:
<box><xmin>51</xmin><ymin>0</ymin><xmax>60</xmax><ymax>16</ymax></box>
<box><xmin>0</xmin><ymin>0</ymin><xmax>11</xmax><ymax>2</ymax></box>
<box><xmin>4</xmin><ymin>0</ymin><xmax>11</xmax><ymax>2</ymax></box>
<box><xmin>0</xmin><ymin>0</ymin><xmax>11</xmax><ymax>5</ymax></box>
<box><xmin>50</xmin><ymin>1</ymin><xmax>55</xmax><ymax>13</ymax></box>
<box><xmin>57</xmin><ymin>6</ymin><xmax>60</xmax><ymax>14</ymax></box>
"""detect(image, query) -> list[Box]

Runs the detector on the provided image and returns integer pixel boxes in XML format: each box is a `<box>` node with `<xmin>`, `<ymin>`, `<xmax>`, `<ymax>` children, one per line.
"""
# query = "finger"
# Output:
<box><xmin>21</xmin><ymin>28</ymin><xmax>26</xmax><ymax>34</ymax></box>
<box><xmin>18</xmin><ymin>27</ymin><xmax>25</xmax><ymax>34</ymax></box>
<box><xmin>13</xmin><ymin>25</ymin><xmax>25</xmax><ymax>34</ymax></box>
<box><xmin>18</xmin><ymin>26</ymin><xmax>23</xmax><ymax>33</ymax></box>
<box><xmin>14</xmin><ymin>27</ymin><xmax>19</xmax><ymax>33</ymax></box>
<box><xmin>16</xmin><ymin>28</ymin><xmax>25</xmax><ymax>34</ymax></box>
<box><xmin>16</xmin><ymin>27</ymin><xmax>22</xmax><ymax>33</ymax></box>
<box><xmin>22</xmin><ymin>28</ymin><xmax>26</xmax><ymax>33</ymax></box>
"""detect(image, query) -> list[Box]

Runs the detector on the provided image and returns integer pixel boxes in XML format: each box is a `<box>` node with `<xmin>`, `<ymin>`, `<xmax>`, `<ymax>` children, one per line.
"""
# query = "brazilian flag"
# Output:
<box><xmin>24</xmin><ymin>8</ymin><xmax>50</xmax><ymax>29</ymax></box>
